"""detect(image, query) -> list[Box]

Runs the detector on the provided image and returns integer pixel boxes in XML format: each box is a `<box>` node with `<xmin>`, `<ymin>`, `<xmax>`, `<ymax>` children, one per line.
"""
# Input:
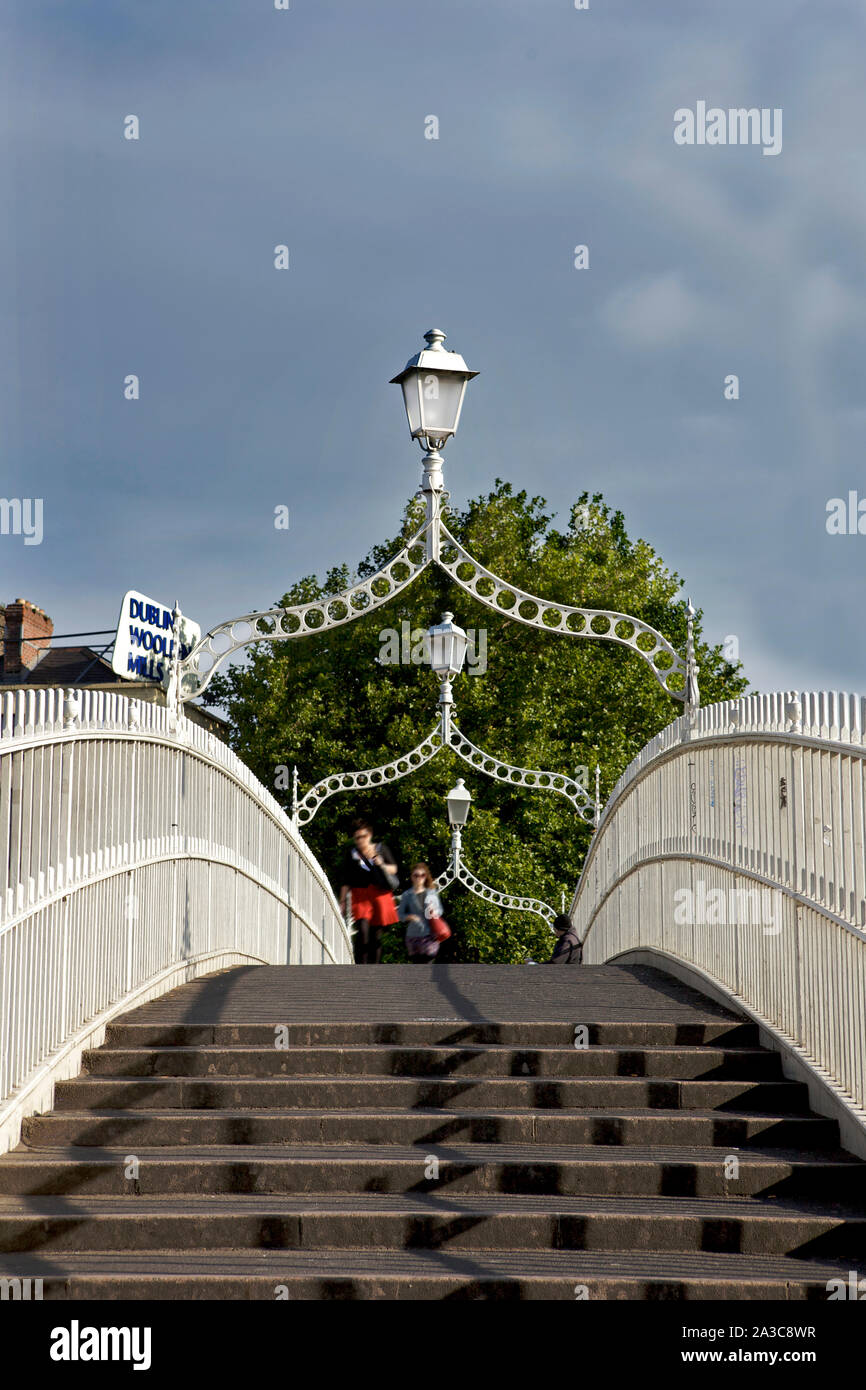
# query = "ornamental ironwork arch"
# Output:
<box><xmin>293</xmin><ymin>719</ymin><xmax>598</xmax><ymax>828</ymax></box>
<box><xmin>158</xmin><ymin>333</ymin><xmax>700</xmax><ymax>921</ymax></box>
<box><xmin>173</xmin><ymin>503</ymin><xmax>699</xmax><ymax>711</ymax></box>
<box><xmin>436</xmin><ymin>851</ymin><xmax>557</xmax><ymax>927</ymax></box>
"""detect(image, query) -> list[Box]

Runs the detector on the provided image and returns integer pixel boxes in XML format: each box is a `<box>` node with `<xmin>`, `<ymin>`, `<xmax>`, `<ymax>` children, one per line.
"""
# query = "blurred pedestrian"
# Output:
<box><xmin>398</xmin><ymin>862</ymin><xmax>444</xmax><ymax>963</ymax></box>
<box><xmin>339</xmin><ymin>819</ymin><xmax>399</xmax><ymax>965</ymax></box>
<box><xmin>549</xmin><ymin>914</ymin><xmax>582</xmax><ymax>964</ymax></box>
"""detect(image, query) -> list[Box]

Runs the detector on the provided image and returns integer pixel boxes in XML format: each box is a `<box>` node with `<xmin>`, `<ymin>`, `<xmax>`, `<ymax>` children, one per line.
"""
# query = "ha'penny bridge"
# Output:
<box><xmin>1</xmin><ymin>332</ymin><xmax>865</xmax><ymax>1301</ymax></box>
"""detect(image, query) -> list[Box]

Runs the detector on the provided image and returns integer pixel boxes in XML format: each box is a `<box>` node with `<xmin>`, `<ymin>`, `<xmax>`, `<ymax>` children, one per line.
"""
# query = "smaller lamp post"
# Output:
<box><xmin>164</xmin><ymin>600</ymin><xmax>184</xmax><ymax>725</ymax></box>
<box><xmin>446</xmin><ymin>776</ymin><xmax>472</xmax><ymax>875</ymax></box>
<box><xmin>685</xmin><ymin>598</ymin><xmax>701</xmax><ymax>720</ymax></box>
<box><xmin>425</xmin><ymin>611</ymin><xmax>469</xmax><ymax>741</ymax></box>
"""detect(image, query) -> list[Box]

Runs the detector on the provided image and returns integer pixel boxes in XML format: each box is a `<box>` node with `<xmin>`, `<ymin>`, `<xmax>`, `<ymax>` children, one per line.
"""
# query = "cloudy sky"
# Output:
<box><xmin>2</xmin><ymin>0</ymin><xmax>865</xmax><ymax>697</ymax></box>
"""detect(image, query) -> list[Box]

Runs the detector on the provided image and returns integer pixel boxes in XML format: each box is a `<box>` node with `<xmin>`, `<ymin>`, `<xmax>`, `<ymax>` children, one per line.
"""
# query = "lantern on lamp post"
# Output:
<box><xmin>391</xmin><ymin>329</ymin><xmax>478</xmax><ymax>559</ymax></box>
<box><xmin>446</xmin><ymin>777</ymin><xmax>472</xmax><ymax>873</ymax></box>
<box><xmin>425</xmin><ymin>611</ymin><xmax>469</xmax><ymax>740</ymax></box>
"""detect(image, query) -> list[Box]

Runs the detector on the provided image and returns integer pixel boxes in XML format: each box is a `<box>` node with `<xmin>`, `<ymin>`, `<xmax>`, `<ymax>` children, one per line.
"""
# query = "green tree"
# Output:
<box><xmin>207</xmin><ymin>482</ymin><xmax>748</xmax><ymax>962</ymax></box>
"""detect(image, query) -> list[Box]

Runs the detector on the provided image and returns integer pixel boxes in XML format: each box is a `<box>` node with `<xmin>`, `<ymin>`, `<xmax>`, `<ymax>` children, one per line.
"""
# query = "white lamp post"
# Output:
<box><xmin>447</xmin><ymin>776</ymin><xmax>472</xmax><ymax>826</ymax></box>
<box><xmin>446</xmin><ymin>777</ymin><xmax>472</xmax><ymax>873</ymax></box>
<box><xmin>391</xmin><ymin>329</ymin><xmax>478</xmax><ymax>560</ymax></box>
<box><xmin>391</xmin><ymin>328</ymin><xmax>477</xmax><ymax>451</ymax></box>
<box><xmin>426</xmin><ymin>611</ymin><xmax>469</xmax><ymax>679</ymax></box>
<box><xmin>425</xmin><ymin>611</ymin><xmax>469</xmax><ymax>740</ymax></box>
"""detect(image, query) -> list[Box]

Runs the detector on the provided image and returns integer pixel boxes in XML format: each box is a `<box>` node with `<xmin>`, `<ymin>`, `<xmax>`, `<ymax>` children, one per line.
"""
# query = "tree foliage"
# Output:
<box><xmin>207</xmin><ymin>483</ymin><xmax>748</xmax><ymax>962</ymax></box>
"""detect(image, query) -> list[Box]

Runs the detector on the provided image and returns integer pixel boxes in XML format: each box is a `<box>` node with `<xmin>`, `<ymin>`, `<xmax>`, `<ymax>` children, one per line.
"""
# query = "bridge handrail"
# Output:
<box><xmin>0</xmin><ymin>686</ymin><xmax>352</xmax><ymax>1152</ymax></box>
<box><xmin>573</xmin><ymin>690</ymin><xmax>866</xmax><ymax>1134</ymax></box>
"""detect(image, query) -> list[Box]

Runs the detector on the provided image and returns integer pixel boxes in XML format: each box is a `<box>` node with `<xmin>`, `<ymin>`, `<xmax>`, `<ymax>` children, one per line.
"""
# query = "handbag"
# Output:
<box><xmin>426</xmin><ymin>915</ymin><xmax>451</xmax><ymax>942</ymax></box>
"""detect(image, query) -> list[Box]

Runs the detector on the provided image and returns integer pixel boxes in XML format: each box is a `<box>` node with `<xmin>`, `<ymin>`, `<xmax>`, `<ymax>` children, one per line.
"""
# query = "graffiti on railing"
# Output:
<box><xmin>733</xmin><ymin>754</ymin><xmax>747</xmax><ymax>834</ymax></box>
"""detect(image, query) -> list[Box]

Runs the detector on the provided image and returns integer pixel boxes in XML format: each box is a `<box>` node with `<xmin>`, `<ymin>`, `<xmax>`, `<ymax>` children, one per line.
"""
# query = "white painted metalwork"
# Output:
<box><xmin>433</xmin><ymin>784</ymin><xmax>556</xmax><ymax>925</ymax></box>
<box><xmin>293</xmin><ymin>719</ymin><xmax>597</xmax><ymax>827</ymax></box>
<box><xmin>390</xmin><ymin>329</ymin><xmax>478</xmax><ymax>452</ymax></box>
<box><xmin>572</xmin><ymin>690</ymin><xmax>866</xmax><ymax>1139</ymax></box>
<box><xmin>446</xmin><ymin>725</ymin><xmax>597</xmax><ymax>823</ymax></box>
<box><xmin>294</xmin><ymin>729</ymin><xmax>444</xmax><ymax>826</ymax></box>
<box><xmin>180</xmin><ymin>520</ymin><xmax>432</xmax><ymax>700</ymax></box>
<box><xmin>436</xmin><ymin>851</ymin><xmax>556</xmax><ymax>925</ymax></box>
<box><xmin>446</xmin><ymin>776</ymin><xmax>472</xmax><ymax>827</ymax></box>
<box><xmin>685</xmin><ymin>598</ymin><xmax>700</xmax><ymax>711</ymax></box>
<box><xmin>181</xmin><ymin>518</ymin><xmax>692</xmax><ymax>705</ymax></box>
<box><xmin>175</xmin><ymin>330</ymin><xmax>695</xmax><ymax>705</ymax></box>
<box><xmin>425</xmin><ymin>611</ymin><xmax>469</xmax><ymax>679</ymax></box>
<box><xmin>436</xmin><ymin>525</ymin><xmax>689</xmax><ymax>702</ymax></box>
<box><xmin>0</xmin><ymin>686</ymin><xmax>351</xmax><ymax>1153</ymax></box>
<box><xmin>392</xmin><ymin>329</ymin><xmax>477</xmax><ymax>564</ymax></box>
<box><xmin>291</xmin><ymin>605</ymin><xmax>596</xmax><ymax>831</ymax></box>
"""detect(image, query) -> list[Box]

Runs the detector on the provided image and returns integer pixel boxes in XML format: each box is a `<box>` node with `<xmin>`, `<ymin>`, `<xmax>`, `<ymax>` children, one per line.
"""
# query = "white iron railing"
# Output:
<box><xmin>0</xmin><ymin>687</ymin><xmax>352</xmax><ymax>1152</ymax></box>
<box><xmin>574</xmin><ymin>691</ymin><xmax>866</xmax><ymax>1146</ymax></box>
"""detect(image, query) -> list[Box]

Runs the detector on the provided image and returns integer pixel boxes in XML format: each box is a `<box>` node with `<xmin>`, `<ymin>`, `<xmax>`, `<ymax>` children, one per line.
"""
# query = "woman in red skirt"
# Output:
<box><xmin>338</xmin><ymin>819</ymin><xmax>399</xmax><ymax>964</ymax></box>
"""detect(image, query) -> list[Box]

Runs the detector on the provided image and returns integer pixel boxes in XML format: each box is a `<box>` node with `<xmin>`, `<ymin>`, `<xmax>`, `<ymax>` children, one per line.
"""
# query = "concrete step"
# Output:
<box><xmin>51</xmin><ymin>1075</ymin><xmax>812</xmax><ymax>1112</ymax></box>
<box><xmin>1</xmin><ymin>1144</ymin><xmax>861</xmax><ymax>1199</ymax></box>
<box><xmin>7</xmin><ymin>965</ymin><xmax>862</xmax><ymax>1300</ymax></box>
<box><xmin>105</xmin><ymin>1020</ymin><xmax>762</xmax><ymax>1048</ymax></box>
<box><xmin>2</xmin><ymin>1192</ymin><xmax>864</xmax><ymax>1258</ymax></box>
<box><xmin>81</xmin><ymin>1045</ymin><xmax>783</xmax><ymax>1080</ymax></box>
<box><xmin>22</xmin><ymin>1107</ymin><xmax>840</xmax><ymax>1150</ymax></box>
<box><xmin>0</xmin><ymin>1247</ymin><xmax>861</xmax><ymax>1299</ymax></box>
<box><xmin>109</xmin><ymin>963</ymin><xmax>756</xmax><ymax>1028</ymax></box>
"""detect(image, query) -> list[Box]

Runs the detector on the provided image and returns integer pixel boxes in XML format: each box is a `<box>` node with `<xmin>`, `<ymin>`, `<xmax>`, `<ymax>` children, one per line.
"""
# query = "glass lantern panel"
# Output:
<box><xmin>418</xmin><ymin>373</ymin><xmax>465</xmax><ymax>438</ymax></box>
<box><xmin>447</xmin><ymin>791</ymin><xmax>472</xmax><ymax>825</ymax></box>
<box><xmin>428</xmin><ymin>630</ymin><xmax>452</xmax><ymax>674</ymax></box>
<box><xmin>400</xmin><ymin>372</ymin><xmax>424</xmax><ymax>437</ymax></box>
<box><xmin>449</xmin><ymin>629</ymin><xmax>469</xmax><ymax>673</ymax></box>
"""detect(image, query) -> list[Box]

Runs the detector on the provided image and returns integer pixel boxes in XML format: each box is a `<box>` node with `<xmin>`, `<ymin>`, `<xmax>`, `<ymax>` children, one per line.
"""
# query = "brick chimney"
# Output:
<box><xmin>3</xmin><ymin>599</ymin><xmax>53</xmax><ymax>675</ymax></box>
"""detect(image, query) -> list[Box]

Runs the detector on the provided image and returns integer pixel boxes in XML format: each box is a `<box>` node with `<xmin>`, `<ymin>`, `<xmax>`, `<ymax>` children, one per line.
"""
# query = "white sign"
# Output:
<box><xmin>112</xmin><ymin>590</ymin><xmax>201</xmax><ymax>683</ymax></box>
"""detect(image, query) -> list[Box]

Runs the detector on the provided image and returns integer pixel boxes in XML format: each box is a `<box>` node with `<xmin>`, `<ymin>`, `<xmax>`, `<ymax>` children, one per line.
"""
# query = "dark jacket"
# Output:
<box><xmin>550</xmin><ymin>927</ymin><xmax>582</xmax><ymax>964</ymax></box>
<box><xmin>340</xmin><ymin>843</ymin><xmax>397</xmax><ymax>891</ymax></box>
<box><xmin>397</xmin><ymin>888</ymin><xmax>443</xmax><ymax>939</ymax></box>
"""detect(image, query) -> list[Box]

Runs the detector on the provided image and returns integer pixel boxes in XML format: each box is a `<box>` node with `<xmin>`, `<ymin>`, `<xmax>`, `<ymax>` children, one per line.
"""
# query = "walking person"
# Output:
<box><xmin>398</xmin><ymin>862</ymin><xmax>444</xmax><ymax>963</ymax></box>
<box><xmin>339</xmin><ymin>819</ymin><xmax>399</xmax><ymax>965</ymax></box>
<box><xmin>549</xmin><ymin>914</ymin><xmax>583</xmax><ymax>964</ymax></box>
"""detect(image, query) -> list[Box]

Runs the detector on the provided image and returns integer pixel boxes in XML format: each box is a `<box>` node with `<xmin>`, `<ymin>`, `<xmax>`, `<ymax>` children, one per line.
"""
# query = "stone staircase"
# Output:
<box><xmin>1</xmin><ymin>963</ymin><xmax>865</xmax><ymax>1299</ymax></box>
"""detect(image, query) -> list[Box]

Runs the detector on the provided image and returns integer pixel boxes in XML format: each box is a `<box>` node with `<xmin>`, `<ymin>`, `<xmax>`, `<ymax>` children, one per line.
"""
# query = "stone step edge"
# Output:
<box><xmin>5</xmin><ymin>1144</ymin><xmax>859</xmax><ymax>1163</ymax></box>
<box><xmin>28</xmin><ymin>1106</ymin><xmax>831</xmax><ymax>1120</ymax></box>
<box><xmin>1</xmin><ymin>1194</ymin><xmax>863</xmax><ymax>1218</ymax></box>
<box><xmin>1</xmin><ymin>1249</ymin><xmax>861</xmax><ymax>1280</ymax></box>
<box><xmin>58</xmin><ymin>1075</ymin><xmax>806</xmax><ymax>1087</ymax></box>
<box><xmin>89</xmin><ymin>1044</ymin><xmax>774</xmax><ymax>1055</ymax></box>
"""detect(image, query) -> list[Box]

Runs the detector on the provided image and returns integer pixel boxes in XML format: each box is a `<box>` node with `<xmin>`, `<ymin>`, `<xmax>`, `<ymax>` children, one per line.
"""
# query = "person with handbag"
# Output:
<box><xmin>398</xmin><ymin>862</ymin><xmax>449</xmax><ymax>963</ymax></box>
<box><xmin>339</xmin><ymin>819</ymin><xmax>400</xmax><ymax>964</ymax></box>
